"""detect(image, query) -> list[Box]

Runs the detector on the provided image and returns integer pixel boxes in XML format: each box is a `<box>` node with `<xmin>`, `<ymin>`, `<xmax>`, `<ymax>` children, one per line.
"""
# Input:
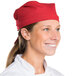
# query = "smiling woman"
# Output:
<box><xmin>0</xmin><ymin>1</ymin><xmax>63</xmax><ymax>76</ymax></box>
<box><xmin>27</xmin><ymin>20</ymin><xmax>61</xmax><ymax>56</ymax></box>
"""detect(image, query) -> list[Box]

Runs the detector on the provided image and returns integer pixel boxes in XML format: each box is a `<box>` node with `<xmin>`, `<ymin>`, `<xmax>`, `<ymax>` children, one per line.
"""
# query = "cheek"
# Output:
<box><xmin>57</xmin><ymin>33</ymin><xmax>61</xmax><ymax>45</ymax></box>
<box><xmin>38</xmin><ymin>32</ymin><xmax>50</xmax><ymax>43</ymax></box>
<box><xmin>58</xmin><ymin>33</ymin><xmax>61</xmax><ymax>41</ymax></box>
<box><xmin>35</xmin><ymin>33</ymin><xmax>48</xmax><ymax>44</ymax></box>
<box><xmin>33</xmin><ymin>31</ymin><xmax>49</xmax><ymax>42</ymax></box>
<box><xmin>30</xmin><ymin>32</ymin><xmax>49</xmax><ymax>50</ymax></box>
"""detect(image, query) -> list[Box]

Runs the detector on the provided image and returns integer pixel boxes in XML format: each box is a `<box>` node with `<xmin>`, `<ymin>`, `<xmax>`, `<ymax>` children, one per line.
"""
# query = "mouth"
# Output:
<box><xmin>44</xmin><ymin>43</ymin><xmax>56</xmax><ymax>50</ymax></box>
<box><xmin>45</xmin><ymin>43</ymin><xmax>56</xmax><ymax>47</ymax></box>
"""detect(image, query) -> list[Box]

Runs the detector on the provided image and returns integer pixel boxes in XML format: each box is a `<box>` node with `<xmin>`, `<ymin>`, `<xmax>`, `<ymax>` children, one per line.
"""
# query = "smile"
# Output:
<box><xmin>45</xmin><ymin>43</ymin><xmax>56</xmax><ymax>47</ymax></box>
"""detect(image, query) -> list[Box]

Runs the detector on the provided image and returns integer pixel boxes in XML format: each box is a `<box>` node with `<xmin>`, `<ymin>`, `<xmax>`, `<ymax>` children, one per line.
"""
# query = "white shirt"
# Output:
<box><xmin>0</xmin><ymin>54</ymin><xmax>64</xmax><ymax>76</ymax></box>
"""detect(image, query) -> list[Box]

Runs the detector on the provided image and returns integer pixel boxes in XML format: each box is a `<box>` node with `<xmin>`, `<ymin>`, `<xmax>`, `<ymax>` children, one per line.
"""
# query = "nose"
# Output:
<box><xmin>50</xmin><ymin>31</ymin><xmax>58</xmax><ymax>40</ymax></box>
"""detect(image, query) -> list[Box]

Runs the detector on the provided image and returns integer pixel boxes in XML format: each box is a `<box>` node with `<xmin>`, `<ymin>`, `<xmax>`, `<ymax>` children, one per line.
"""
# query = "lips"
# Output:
<box><xmin>45</xmin><ymin>43</ymin><xmax>56</xmax><ymax>47</ymax></box>
<box><xmin>47</xmin><ymin>45</ymin><xmax>56</xmax><ymax>47</ymax></box>
<box><xmin>44</xmin><ymin>43</ymin><xmax>56</xmax><ymax>50</ymax></box>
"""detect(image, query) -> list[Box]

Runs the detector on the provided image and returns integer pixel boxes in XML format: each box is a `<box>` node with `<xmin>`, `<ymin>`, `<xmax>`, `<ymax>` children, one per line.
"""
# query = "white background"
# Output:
<box><xmin>0</xmin><ymin>0</ymin><xmax>76</xmax><ymax>76</ymax></box>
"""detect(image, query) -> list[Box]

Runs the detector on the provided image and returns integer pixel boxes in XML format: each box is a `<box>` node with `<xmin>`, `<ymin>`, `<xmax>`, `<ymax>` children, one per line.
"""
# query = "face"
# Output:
<box><xmin>26</xmin><ymin>20</ymin><xmax>61</xmax><ymax>56</ymax></box>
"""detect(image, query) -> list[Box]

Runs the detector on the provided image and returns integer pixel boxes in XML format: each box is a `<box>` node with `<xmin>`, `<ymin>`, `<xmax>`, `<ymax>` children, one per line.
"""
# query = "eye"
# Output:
<box><xmin>43</xmin><ymin>28</ymin><xmax>49</xmax><ymax>31</ymax></box>
<box><xmin>56</xmin><ymin>28</ymin><xmax>60</xmax><ymax>31</ymax></box>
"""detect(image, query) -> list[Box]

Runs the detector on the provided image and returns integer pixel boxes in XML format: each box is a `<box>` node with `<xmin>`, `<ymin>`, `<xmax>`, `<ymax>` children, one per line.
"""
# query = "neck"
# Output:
<box><xmin>21</xmin><ymin>43</ymin><xmax>45</xmax><ymax>74</ymax></box>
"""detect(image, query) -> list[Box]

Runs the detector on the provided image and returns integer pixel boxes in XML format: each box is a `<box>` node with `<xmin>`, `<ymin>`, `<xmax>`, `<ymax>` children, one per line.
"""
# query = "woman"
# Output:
<box><xmin>0</xmin><ymin>1</ymin><xmax>64</xmax><ymax>76</ymax></box>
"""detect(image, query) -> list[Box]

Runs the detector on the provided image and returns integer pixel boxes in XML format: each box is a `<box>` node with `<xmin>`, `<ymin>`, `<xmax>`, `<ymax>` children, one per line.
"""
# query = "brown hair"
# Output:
<box><xmin>6</xmin><ymin>22</ymin><xmax>38</xmax><ymax>68</ymax></box>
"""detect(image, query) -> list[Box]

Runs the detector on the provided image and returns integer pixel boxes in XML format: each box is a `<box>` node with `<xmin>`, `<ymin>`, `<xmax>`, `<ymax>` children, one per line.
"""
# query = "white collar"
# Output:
<box><xmin>14</xmin><ymin>54</ymin><xmax>47</xmax><ymax>75</ymax></box>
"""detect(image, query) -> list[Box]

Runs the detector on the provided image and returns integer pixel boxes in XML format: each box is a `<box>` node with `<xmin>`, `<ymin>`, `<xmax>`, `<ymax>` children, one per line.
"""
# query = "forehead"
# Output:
<box><xmin>36</xmin><ymin>20</ymin><xmax>60</xmax><ymax>28</ymax></box>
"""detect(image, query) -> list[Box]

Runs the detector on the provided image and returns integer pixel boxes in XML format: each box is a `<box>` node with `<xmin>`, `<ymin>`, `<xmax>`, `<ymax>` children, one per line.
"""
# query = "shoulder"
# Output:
<box><xmin>47</xmin><ymin>66</ymin><xmax>64</xmax><ymax>76</ymax></box>
<box><xmin>0</xmin><ymin>62</ymin><xmax>22</xmax><ymax>76</ymax></box>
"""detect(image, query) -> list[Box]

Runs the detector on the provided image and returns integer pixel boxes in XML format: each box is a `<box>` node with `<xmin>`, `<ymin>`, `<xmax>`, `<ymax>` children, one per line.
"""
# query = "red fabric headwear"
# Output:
<box><xmin>14</xmin><ymin>1</ymin><xmax>59</xmax><ymax>31</ymax></box>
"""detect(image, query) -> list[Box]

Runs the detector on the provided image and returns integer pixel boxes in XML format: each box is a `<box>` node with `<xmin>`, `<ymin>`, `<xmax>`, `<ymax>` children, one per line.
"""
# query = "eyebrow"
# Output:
<box><xmin>41</xmin><ymin>25</ymin><xmax>60</xmax><ymax>27</ymax></box>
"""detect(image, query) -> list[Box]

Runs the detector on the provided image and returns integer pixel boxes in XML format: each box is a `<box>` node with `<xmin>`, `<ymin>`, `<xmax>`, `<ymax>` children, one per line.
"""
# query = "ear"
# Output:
<box><xmin>21</xmin><ymin>28</ymin><xmax>31</xmax><ymax>40</ymax></box>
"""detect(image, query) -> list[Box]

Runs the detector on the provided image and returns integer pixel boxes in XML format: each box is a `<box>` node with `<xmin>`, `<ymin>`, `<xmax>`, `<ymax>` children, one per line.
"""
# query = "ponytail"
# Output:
<box><xmin>6</xmin><ymin>22</ymin><xmax>38</xmax><ymax>68</ymax></box>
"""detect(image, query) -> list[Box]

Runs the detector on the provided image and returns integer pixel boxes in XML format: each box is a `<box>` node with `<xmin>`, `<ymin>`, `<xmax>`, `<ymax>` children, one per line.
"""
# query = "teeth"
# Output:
<box><xmin>45</xmin><ymin>43</ymin><xmax>56</xmax><ymax>47</ymax></box>
<box><xmin>48</xmin><ymin>45</ymin><xmax>56</xmax><ymax>47</ymax></box>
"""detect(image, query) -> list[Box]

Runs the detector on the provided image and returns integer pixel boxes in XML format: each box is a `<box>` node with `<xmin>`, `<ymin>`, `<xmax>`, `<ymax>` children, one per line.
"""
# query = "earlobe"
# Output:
<box><xmin>21</xmin><ymin>28</ymin><xmax>31</xmax><ymax>40</ymax></box>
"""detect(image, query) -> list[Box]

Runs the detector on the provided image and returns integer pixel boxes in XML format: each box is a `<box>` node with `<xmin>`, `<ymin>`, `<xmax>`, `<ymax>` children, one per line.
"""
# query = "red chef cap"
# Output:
<box><xmin>14</xmin><ymin>1</ymin><xmax>59</xmax><ymax>31</ymax></box>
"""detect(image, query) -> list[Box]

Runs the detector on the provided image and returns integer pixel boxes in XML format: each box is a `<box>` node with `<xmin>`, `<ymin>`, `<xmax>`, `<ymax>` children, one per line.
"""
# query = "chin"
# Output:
<box><xmin>45</xmin><ymin>50</ymin><xmax>56</xmax><ymax>56</ymax></box>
